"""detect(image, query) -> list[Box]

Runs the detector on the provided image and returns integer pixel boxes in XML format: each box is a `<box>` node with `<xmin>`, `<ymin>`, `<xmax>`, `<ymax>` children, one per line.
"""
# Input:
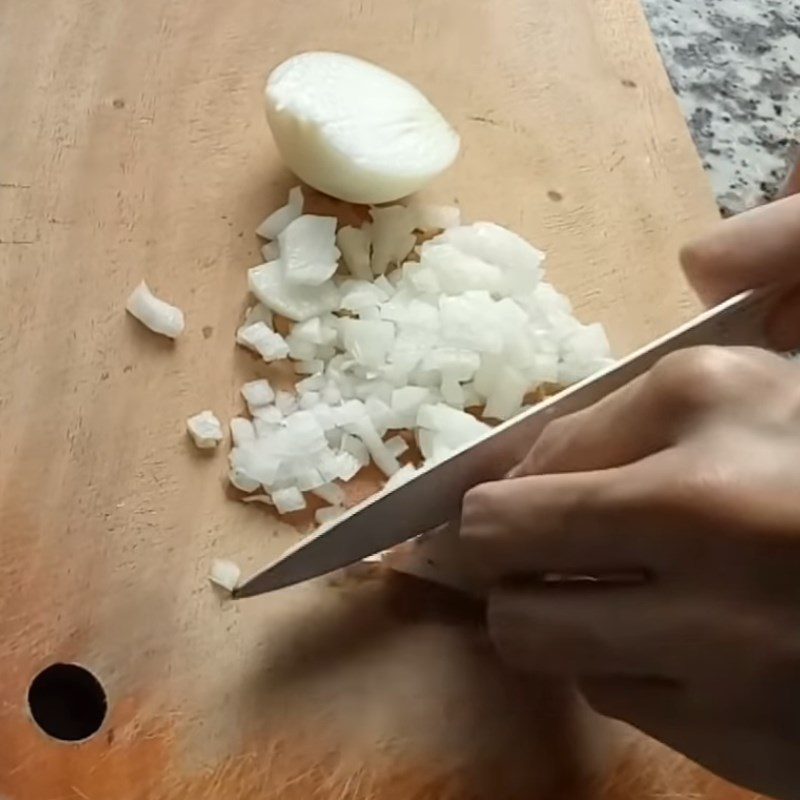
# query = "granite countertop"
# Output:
<box><xmin>643</xmin><ymin>0</ymin><xmax>800</xmax><ymax>215</ymax></box>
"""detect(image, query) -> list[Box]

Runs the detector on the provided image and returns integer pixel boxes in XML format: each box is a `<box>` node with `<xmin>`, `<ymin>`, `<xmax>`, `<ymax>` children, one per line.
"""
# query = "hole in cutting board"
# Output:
<box><xmin>28</xmin><ymin>663</ymin><xmax>107</xmax><ymax>742</ymax></box>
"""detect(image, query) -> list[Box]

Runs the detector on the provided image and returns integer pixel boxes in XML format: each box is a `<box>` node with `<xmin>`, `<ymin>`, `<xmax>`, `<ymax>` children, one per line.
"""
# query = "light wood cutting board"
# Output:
<box><xmin>0</xmin><ymin>0</ymin><xmax>763</xmax><ymax>798</ymax></box>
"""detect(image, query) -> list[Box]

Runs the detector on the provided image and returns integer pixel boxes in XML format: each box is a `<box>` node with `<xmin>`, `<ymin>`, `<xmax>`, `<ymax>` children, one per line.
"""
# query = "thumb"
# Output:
<box><xmin>680</xmin><ymin>193</ymin><xmax>800</xmax><ymax>306</ymax></box>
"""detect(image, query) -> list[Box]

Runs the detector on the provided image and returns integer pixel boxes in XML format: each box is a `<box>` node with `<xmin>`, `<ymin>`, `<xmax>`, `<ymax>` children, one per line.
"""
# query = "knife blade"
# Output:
<box><xmin>234</xmin><ymin>288</ymin><xmax>777</xmax><ymax>599</ymax></box>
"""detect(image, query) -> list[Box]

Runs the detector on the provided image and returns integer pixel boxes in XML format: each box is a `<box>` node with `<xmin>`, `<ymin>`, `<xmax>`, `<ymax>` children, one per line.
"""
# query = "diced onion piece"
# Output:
<box><xmin>339</xmin><ymin>279</ymin><xmax>389</xmax><ymax>312</ymax></box>
<box><xmin>295</xmin><ymin>359</ymin><xmax>324</xmax><ymax>375</ymax></box>
<box><xmin>421</xmin><ymin>347</ymin><xmax>480</xmax><ymax>381</ymax></box>
<box><xmin>402</xmin><ymin>261</ymin><xmax>441</xmax><ymax>295</ymax></box>
<box><xmin>242</xmin><ymin>494</ymin><xmax>273</xmax><ymax>505</ymax></box>
<box><xmin>255</xmin><ymin>186</ymin><xmax>303</xmax><ymax>239</ymax></box>
<box><xmin>229</xmin><ymin>466</ymin><xmax>261</xmax><ymax>493</ymax></box>
<box><xmin>391</xmin><ymin>386</ymin><xmax>431</xmax><ymax>428</ymax></box>
<box><xmin>364</xmin><ymin>395</ymin><xmax>396</xmax><ymax>436</ymax></box>
<box><xmin>530</xmin><ymin>352</ymin><xmax>559</xmax><ymax>385</ymax></box>
<box><xmin>334</xmin><ymin>451</ymin><xmax>363</xmax><ymax>481</ymax></box>
<box><xmin>295</xmin><ymin>466</ymin><xmax>325</xmax><ymax>491</ymax></box>
<box><xmin>296</xmin><ymin>374</ymin><xmax>326</xmax><ymax>395</ymax></box>
<box><xmin>292</xmin><ymin>316</ymin><xmax>336</xmax><ymax>346</ymax></box>
<box><xmin>299</xmin><ymin>391</ymin><xmax>320</xmax><ymax>409</ymax></box>
<box><xmin>261</xmin><ymin>241</ymin><xmax>280</xmax><ymax>261</ymax></box>
<box><xmin>383</xmin><ymin>463</ymin><xmax>417</xmax><ymax>492</ymax></box>
<box><xmin>384</xmin><ymin>435</ymin><xmax>408</xmax><ymax>458</ymax></box>
<box><xmin>286</xmin><ymin>333</ymin><xmax>317</xmax><ymax>361</ymax></box>
<box><xmin>249</xmin><ymin>261</ymin><xmax>339</xmax><ymax>322</ymax></box>
<box><xmin>229</xmin><ymin>441</ymin><xmax>281</xmax><ymax>488</ymax></box>
<box><xmin>279</xmin><ymin>215</ymin><xmax>340</xmax><ymax>286</ymax></box>
<box><xmin>346</xmin><ymin>416</ymin><xmax>399</xmax><ymax>477</ymax></box>
<box><xmin>370</xmin><ymin>205</ymin><xmax>416</xmax><ymax>275</ymax></box>
<box><xmin>253</xmin><ymin>404</ymin><xmax>283</xmax><ymax>423</ymax></box>
<box><xmin>437</xmin><ymin>375</ymin><xmax>459</xmax><ymax>406</ymax></box>
<box><xmin>340</xmin><ymin>319</ymin><xmax>395</xmax><ymax>369</ymax></box>
<box><xmin>241</xmin><ymin>379</ymin><xmax>275</xmax><ymax>410</ymax></box>
<box><xmin>272</xmin><ymin>486</ymin><xmax>307</xmax><ymax>514</ymax></box>
<box><xmin>186</xmin><ymin>410</ymin><xmax>224</xmax><ymax>449</ymax></box>
<box><xmin>209</xmin><ymin>558</ymin><xmax>241</xmax><ymax>592</ymax></box>
<box><xmin>409</xmin><ymin>202</ymin><xmax>461</xmax><ymax>231</ymax></box>
<box><xmin>417</xmin><ymin>403</ymin><xmax>491</xmax><ymax>450</ymax></box>
<box><xmin>312</xmin><ymin>482</ymin><xmax>346</xmax><ymax>505</ymax></box>
<box><xmin>439</xmin><ymin>293</ymin><xmax>504</xmax><ymax>353</ymax></box>
<box><xmin>421</xmin><ymin>242</ymin><xmax>504</xmax><ymax>296</ymax></box>
<box><xmin>265</xmin><ymin>52</ymin><xmax>460</xmax><ymax>204</ymax></box>
<box><xmin>241</xmin><ymin>303</ymin><xmax>273</xmax><ymax>330</ymax></box>
<box><xmin>337</xmin><ymin>225</ymin><xmax>372</xmax><ymax>280</ymax></box>
<box><xmin>275</xmin><ymin>390</ymin><xmax>297</xmax><ymax>415</ymax></box>
<box><xmin>126</xmin><ymin>281</ymin><xmax>185</xmax><ymax>339</ymax></box>
<box><xmin>462</xmin><ymin>382</ymin><xmax>481</xmax><ymax>408</ymax></box>
<box><xmin>315</xmin><ymin>505</ymin><xmax>345</xmax><ymax>526</ymax></box>
<box><xmin>341</xmin><ymin>432</ymin><xmax>370</xmax><ymax>466</ymax></box>
<box><xmin>230</xmin><ymin>416</ymin><xmax>257</xmax><ymax>446</ymax></box>
<box><xmin>236</xmin><ymin>321</ymin><xmax>289</xmax><ymax>361</ymax></box>
<box><xmin>483</xmin><ymin>365</ymin><xmax>529</xmax><ymax>421</ymax></box>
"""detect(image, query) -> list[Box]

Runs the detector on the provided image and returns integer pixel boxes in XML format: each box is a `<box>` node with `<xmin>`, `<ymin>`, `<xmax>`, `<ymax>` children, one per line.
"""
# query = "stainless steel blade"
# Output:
<box><xmin>234</xmin><ymin>288</ymin><xmax>777</xmax><ymax>599</ymax></box>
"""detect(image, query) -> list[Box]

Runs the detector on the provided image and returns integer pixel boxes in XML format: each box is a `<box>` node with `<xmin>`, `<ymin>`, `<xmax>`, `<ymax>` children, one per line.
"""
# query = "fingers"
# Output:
<box><xmin>590</xmin><ymin>676</ymin><xmax>798</xmax><ymax>800</ymax></box>
<box><xmin>777</xmin><ymin>151</ymin><xmax>800</xmax><ymax>199</ymax></box>
<box><xmin>680</xmin><ymin>193</ymin><xmax>800</xmax><ymax>306</ymax></box>
<box><xmin>461</xmin><ymin>465</ymin><xmax>663</xmax><ymax>583</ymax></box>
<box><xmin>487</xmin><ymin>586</ymin><xmax>673</xmax><ymax>677</ymax></box>
<box><xmin>513</xmin><ymin>346</ymin><xmax>788</xmax><ymax>478</ymax></box>
<box><xmin>510</xmin><ymin>374</ymin><xmax>661</xmax><ymax>477</ymax></box>
<box><xmin>580</xmin><ymin>676</ymin><xmax>721</xmax><ymax>769</ymax></box>
<box><xmin>580</xmin><ymin>675</ymin><xmax>685</xmax><ymax>724</ymax></box>
<box><xmin>767</xmin><ymin>284</ymin><xmax>800</xmax><ymax>351</ymax></box>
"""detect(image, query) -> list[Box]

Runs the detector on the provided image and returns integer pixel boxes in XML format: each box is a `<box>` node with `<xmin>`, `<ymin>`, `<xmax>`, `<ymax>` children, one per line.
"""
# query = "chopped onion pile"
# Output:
<box><xmin>228</xmin><ymin>186</ymin><xmax>613</xmax><ymax>522</ymax></box>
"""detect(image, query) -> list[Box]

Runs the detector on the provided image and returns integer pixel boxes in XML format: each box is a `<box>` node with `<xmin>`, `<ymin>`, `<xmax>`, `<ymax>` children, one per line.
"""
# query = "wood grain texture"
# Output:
<box><xmin>0</xmin><ymin>0</ymin><xmax>760</xmax><ymax>798</ymax></box>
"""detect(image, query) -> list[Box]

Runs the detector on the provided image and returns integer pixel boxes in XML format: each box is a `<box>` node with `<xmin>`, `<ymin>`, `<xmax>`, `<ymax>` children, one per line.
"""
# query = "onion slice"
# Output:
<box><xmin>126</xmin><ymin>281</ymin><xmax>185</xmax><ymax>339</ymax></box>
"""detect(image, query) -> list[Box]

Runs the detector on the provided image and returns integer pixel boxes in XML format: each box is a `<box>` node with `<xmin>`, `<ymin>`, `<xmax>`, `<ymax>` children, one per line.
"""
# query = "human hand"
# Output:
<box><xmin>461</xmin><ymin>346</ymin><xmax>800</xmax><ymax>800</ymax></box>
<box><xmin>681</xmin><ymin>192</ymin><xmax>800</xmax><ymax>351</ymax></box>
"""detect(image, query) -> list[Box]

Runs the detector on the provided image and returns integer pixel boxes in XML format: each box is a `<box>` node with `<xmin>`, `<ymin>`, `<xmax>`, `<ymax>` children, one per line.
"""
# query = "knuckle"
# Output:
<box><xmin>460</xmin><ymin>483</ymin><xmax>501</xmax><ymax>546</ymax></box>
<box><xmin>460</xmin><ymin>482</ymin><xmax>516</xmax><ymax>584</ymax></box>
<box><xmin>579</xmin><ymin>682</ymin><xmax>621</xmax><ymax>720</ymax></box>
<box><xmin>648</xmin><ymin>346</ymin><xmax>752</xmax><ymax>414</ymax></box>
<box><xmin>654</xmin><ymin>455</ymin><xmax>739</xmax><ymax>523</ymax></box>
<box><xmin>522</xmin><ymin>416</ymin><xmax>573</xmax><ymax>473</ymax></box>
<box><xmin>678</xmin><ymin>236</ymin><xmax>721</xmax><ymax>278</ymax></box>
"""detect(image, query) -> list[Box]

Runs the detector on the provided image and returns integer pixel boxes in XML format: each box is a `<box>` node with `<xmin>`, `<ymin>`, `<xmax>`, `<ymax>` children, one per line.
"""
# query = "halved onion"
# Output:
<box><xmin>265</xmin><ymin>52</ymin><xmax>460</xmax><ymax>204</ymax></box>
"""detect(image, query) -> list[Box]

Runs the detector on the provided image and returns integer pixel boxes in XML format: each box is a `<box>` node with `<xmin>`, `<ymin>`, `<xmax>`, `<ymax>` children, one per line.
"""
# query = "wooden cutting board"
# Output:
<box><xmin>0</xmin><ymin>0</ymin><xmax>761</xmax><ymax>798</ymax></box>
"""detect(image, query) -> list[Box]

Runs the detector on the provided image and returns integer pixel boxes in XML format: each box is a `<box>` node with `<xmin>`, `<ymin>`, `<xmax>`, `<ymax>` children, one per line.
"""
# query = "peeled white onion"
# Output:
<box><xmin>264</xmin><ymin>52</ymin><xmax>460</xmax><ymax>204</ymax></box>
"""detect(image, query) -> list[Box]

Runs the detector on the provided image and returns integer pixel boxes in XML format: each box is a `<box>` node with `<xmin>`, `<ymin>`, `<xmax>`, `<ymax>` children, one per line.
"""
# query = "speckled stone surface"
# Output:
<box><xmin>642</xmin><ymin>0</ymin><xmax>800</xmax><ymax>215</ymax></box>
